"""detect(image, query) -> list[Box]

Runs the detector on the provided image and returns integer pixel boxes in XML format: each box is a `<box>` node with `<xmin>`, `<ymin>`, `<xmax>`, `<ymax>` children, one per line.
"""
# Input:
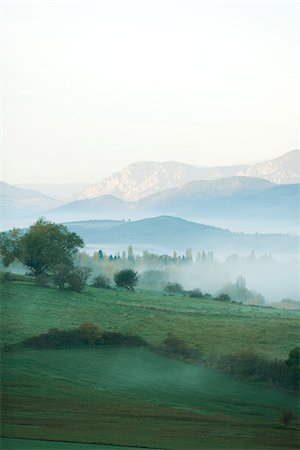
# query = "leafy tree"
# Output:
<box><xmin>114</xmin><ymin>269</ymin><xmax>139</xmax><ymax>290</ymax></box>
<box><xmin>0</xmin><ymin>228</ymin><xmax>22</xmax><ymax>267</ymax></box>
<box><xmin>0</xmin><ymin>218</ymin><xmax>84</xmax><ymax>276</ymax></box>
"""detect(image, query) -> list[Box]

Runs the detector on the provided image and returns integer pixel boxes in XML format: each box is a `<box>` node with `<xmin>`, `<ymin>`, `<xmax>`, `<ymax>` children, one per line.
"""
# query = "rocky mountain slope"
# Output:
<box><xmin>77</xmin><ymin>150</ymin><xmax>299</xmax><ymax>201</ymax></box>
<box><xmin>238</xmin><ymin>149</ymin><xmax>300</xmax><ymax>184</ymax></box>
<box><xmin>77</xmin><ymin>161</ymin><xmax>248</xmax><ymax>201</ymax></box>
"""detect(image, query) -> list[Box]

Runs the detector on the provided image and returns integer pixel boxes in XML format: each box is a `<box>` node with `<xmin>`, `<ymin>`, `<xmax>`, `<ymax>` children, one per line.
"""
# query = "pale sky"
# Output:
<box><xmin>1</xmin><ymin>0</ymin><xmax>299</xmax><ymax>183</ymax></box>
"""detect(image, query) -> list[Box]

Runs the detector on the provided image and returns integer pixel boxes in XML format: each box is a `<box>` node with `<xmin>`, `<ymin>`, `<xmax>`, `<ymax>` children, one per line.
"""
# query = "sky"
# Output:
<box><xmin>1</xmin><ymin>0</ymin><xmax>299</xmax><ymax>184</ymax></box>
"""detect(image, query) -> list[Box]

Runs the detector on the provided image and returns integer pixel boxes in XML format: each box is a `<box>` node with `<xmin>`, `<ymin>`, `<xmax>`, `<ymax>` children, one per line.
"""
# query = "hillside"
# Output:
<box><xmin>47</xmin><ymin>177</ymin><xmax>300</xmax><ymax>234</ymax></box>
<box><xmin>64</xmin><ymin>216</ymin><xmax>298</xmax><ymax>256</ymax></box>
<box><xmin>1</xmin><ymin>283</ymin><xmax>299</xmax><ymax>449</ymax></box>
<box><xmin>17</xmin><ymin>182</ymin><xmax>91</xmax><ymax>202</ymax></box>
<box><xmin>239</xmin><ymin>149</ymin><xmax>300</xmax><ymax>184</ymax></box>
<box><xmin>0</xmin><ymin>182</ymin><xmax>63</xmax><ymax>230</ymax></box>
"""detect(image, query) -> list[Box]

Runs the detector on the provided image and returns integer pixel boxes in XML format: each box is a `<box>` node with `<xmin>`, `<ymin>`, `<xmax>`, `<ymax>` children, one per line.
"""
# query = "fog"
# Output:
<box><xmin>82</xmin><ymin>245</ymin><xmax>299</xmax><ymax>304</ymax></box>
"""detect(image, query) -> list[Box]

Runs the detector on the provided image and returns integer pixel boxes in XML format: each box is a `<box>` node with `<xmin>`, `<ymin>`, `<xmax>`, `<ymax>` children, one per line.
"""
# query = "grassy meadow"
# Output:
<box><xmin>1</xmin><ymin>281</ymin><xmax>300</xmax><ymax>449</ymax></box>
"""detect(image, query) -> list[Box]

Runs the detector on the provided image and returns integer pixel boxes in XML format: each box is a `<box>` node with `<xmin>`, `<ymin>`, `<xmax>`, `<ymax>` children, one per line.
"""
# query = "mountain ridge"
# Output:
<box><xmin>77</xmin><ymin>149</ymin><xmax>299</xmax><ymax>201</ymax></box>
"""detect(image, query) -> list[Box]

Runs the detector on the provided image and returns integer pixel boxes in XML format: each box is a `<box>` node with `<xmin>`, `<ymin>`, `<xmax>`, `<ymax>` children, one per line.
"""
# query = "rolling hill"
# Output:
<box><xmin>49</xmin><ymin>177</ymin><xmax>299</xmax><ymax>233</ymax></box>
<box><xmin>63</xmin><ymin>216</ymin><xmax>298</xmax><ymax>257</ymax></box>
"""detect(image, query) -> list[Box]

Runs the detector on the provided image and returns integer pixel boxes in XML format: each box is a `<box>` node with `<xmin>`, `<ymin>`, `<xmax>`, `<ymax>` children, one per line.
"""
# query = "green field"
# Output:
<box><xmin>1</xmin><ymin>282</ymin><xmax>300</xmax><ymax>449</ymax></box>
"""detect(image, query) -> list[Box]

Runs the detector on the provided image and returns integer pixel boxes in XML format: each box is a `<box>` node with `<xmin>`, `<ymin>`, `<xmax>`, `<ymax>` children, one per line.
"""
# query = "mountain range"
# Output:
<box><xmin>1</xmin><ymin>149</ymin><xmax>299</xmax><ymax>233</ymax></box>
<box><xmin>77</xmin><ymin>149</ymin><xmax>300</xmax><ymax>201</ymax></box>
<box><xmin>50</xmin><ymin>176</ymin><xmax>299</xmax><ymax>234</ymax></box>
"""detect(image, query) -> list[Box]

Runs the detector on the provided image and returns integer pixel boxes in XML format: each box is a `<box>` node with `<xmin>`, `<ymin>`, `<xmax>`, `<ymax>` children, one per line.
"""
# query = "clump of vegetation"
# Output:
<box><xmin>17</xmin><ymin>324</ymin><xmax>148</xmax><ymax>350</ymax></box>
<box><xmin>67</xmin><ymin>267</ymin><xmax>92</xmax><ymax>292</ymax></box>
<box><xmin>160</xmin><ymin>333</ymin><xmax>201</xmax><ymax>360</ymax></box>
<box><xmin>0</xmin><ymin>271</ymin><xmax>34</xmax><ymax>283</ymax></box>
<box><xmin>280</xmin><ymin>409</ymin><xmax>294</xmax><ymax>426</ymax></box>
<box><xmin>35</xmin><ymin>273</ymin><xmax>50</xmax><ymax>287</ymax></box>
<box><xmin>188</xmin><ymin>289</ymin><xmax>204</xmax><ymax>298</ymax></box>
<box><xmin>91</xmin><ymin>274</ymin><xmax>112</xmax><ymax>289</ymax></box>
<box><xmin>51</xmin><ymin>263</ymin><xmax>73</xmax><ymax>289</ymax></box>
<box><xmin>164</xmin><ymin>282</ymin><xmax>184</xmax><ymax>294</ymax></box>
<box><xmin>114</xmin><ymin>269</ymin><xmax>139</xmax><ymax>291</ymax></box>
<box><xmin>79</xmin><ymin>322</ymin><xmax>102</xmax><ymax>345</ymax></box>
<box><xmin>216</xmin><ymin>347</ymin><xmax>300</xmax><ymax>391</ymax></box>
<box><xmin>219</xmin><ymin>276</ymin><xmax>265</xmax><ymax>305</ymax></box>
<box><xmin>213</xmin><ymin>294</ymin><xmax>231</xmax><ymax>302</ymax></box>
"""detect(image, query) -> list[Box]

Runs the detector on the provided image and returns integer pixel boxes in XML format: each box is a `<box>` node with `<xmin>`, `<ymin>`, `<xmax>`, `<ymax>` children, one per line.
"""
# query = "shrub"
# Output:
<box><xmin>161</xmin><ymin>334</ymin><xmax>200</xmax><ymax>359</ymax></box>
<box><xmin>0</xmin><ymin>272</ymin><xmax>34</xmax><ymax>283</ymax></box>
<box><xmin>164</xmin><ymin>282</ymin><xmax>184</xmax><ymax>294</ymax></box>
<box><xmin>280</xmin><ymin>409</ymin><xmax>294</xmax><ymax>426</ymax></box>
<box><xmin>0</xmin><ymin>271</ymin><xmax>13</xmax><ymax>283</ymax></box>
<box><xmin>19</xmin><ymin>325</ymin><xmax>148</xmax><ymax>350</ymax></box>
<box><xmin>22</xmin><ymin>328</ymin><xmax>81</xmax><ymax>349</ymax></box>
<box><xmin>51</xmin><ymin>263</ymin><xmax>72</xmax><ymax>289</ymax></box>
<box><xmin>188</xmin><ymin>289</ymin><xmax>204</xmax><ymax>298</ymax></box>
<box><xmin>35</xmin><ymin>273</ymin><xmax>50</xmax><ymax>287</ymax></box>
<box><xmin>79</xmin><ymin>322</ymin><xmax>102</xmax><ymax>345</ymax></box>
<box><xmin>214</xmin><ymin>294</ymin><xmax>231</xmax><ymax>302</ymax></box>
<box><xmin>92</xmin><ymin>274</ymin><xmax>111</xmax><ymax>289</ymax></box>
<box><xmin>100</xmin><ymin>331</ymin><xmax>148</xmax><ymax>347</ymax></box>
<box><xmin>68</xmin><ymin>267</ymin><xmax>92</xmax><ymax>292</ymax></box>
<box><xmin>114</xmin><ymin>269</ymin><xmax>139</xmax><ymax>291</ymax></box>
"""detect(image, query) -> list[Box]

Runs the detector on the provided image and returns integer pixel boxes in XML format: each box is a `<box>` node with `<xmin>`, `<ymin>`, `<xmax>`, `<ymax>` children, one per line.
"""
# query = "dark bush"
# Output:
<box><xmin>161</xmin><ymin>334</ymin><xmax>200</xmax><ymax>359</ymax></box>
<box><xmin>92</xmin><ymin>274</ymin><xmax>112</xmax><ymax>289</ymax></box>
<box><xmin>217</xmin><ymin>349</ymin><xmax>300</xmax><ymax>391</ymax></box>
<box><xmin>280</xmin><ymin>409</ymin><xmax>294</xmax><ymax>426</ymax></box>
<box><xmin>99</xmin><ymin>331</ymin><xmax>148</xmax><ymax>347</ymax></box>
<box><xmin>114</xmin><ymin>269</ymin><xmax>139</xmax><ymax>291</ymax></box>
<box><xmin>22</xmin><ymin>328</ymin><xmax>82</xmax><ymax>349</ymax></box>
<box><xmin>214</xmin><ymin>294</ymin><xmax>231</xmax><ymax>302</ymax></box>
<box><xmin>79</xmin><ymin>322</ymin><xmax>102</xmax><ymax>345</ymax></box>
<box><xmin>0</xmin><ymin>271</ymin><xmax>13</xmax><ymax>283</ymax></box>
<box><xmin>68</xmin><ymin>267</ymin><xmax>92</xmax><ymax>292</ymax></box>
<box><xmin>20</xmin><ymin>325</ymin><xmax>148</xmax><ymax>350</ymax></box>
<box><xmin>51</xmin><ymin>263</ymin><xmax>72</xmax><ymax>289</ymax></box>
<box><xmin>35</xmin><ymin>273</ymin><xmax>50</xmax><ymax>287</ymax></box>
<box><xmin>164</xmin><ymin>283</ymin><xmax>184</xmax><ymax>294</ymax></box>
<box><xmin>0</xmin><ymin>271</ymin><xmax>33</xmax><ymax>283</ymax></box>
<box><xmin>188</xmin><ymin>289</ymin><xmax>204</xmax><ymax>298</ymax></box>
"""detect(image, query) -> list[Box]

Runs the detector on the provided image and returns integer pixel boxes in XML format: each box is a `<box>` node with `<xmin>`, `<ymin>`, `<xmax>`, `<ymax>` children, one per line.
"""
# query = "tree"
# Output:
<box><xmin>0</xmin><ymin>228</ymin><xmax>22</xmax><ymax>268</ymax></box>
<box><xmin>0</xmin><ymin>218</ymin><xmax>84</xmax><ymax>276</ymax></box>
<box><xmin>127</xmin><ymin>245</ymin><xmax>135</xmax><ymax>263</ymax></box>
<box><xmin>114</xmin><ymin>269</ymin><xmax>139</xmax><ymax>291</ymax></box>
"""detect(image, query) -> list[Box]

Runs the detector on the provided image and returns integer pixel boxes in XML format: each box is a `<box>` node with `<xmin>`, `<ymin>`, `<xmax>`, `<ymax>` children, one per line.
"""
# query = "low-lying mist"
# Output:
<box><xmin>80</xmin><ymin>246</ymin><xmax>299</xmax><ymax>304</ymax></box>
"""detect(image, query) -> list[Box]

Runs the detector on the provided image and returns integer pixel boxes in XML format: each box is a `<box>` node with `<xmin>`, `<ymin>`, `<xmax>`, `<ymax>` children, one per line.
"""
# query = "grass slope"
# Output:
<box><xmin>1</xmin><ymin>283</ymin><xmax>300</xmax><ymax>449</ymax></box>
<box><xmin>1</xmin><ymin>283</ymin><xmax>299</xmax><ymax>359</ymax></box>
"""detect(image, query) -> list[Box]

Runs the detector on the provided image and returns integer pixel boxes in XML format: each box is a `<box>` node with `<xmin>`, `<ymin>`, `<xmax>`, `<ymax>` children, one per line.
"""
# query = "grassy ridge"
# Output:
<box><xmin>1</xmin><ymin>283</ymin><xmax>299</xmax><ymax>359</ymax></box>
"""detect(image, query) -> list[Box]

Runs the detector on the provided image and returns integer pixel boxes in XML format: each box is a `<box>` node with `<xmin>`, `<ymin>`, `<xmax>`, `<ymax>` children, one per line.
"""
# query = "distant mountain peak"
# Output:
<box><xmin>77</xmin><ymin>150</ymin><xmax>299</xmax><ymax>202</ymax></box>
